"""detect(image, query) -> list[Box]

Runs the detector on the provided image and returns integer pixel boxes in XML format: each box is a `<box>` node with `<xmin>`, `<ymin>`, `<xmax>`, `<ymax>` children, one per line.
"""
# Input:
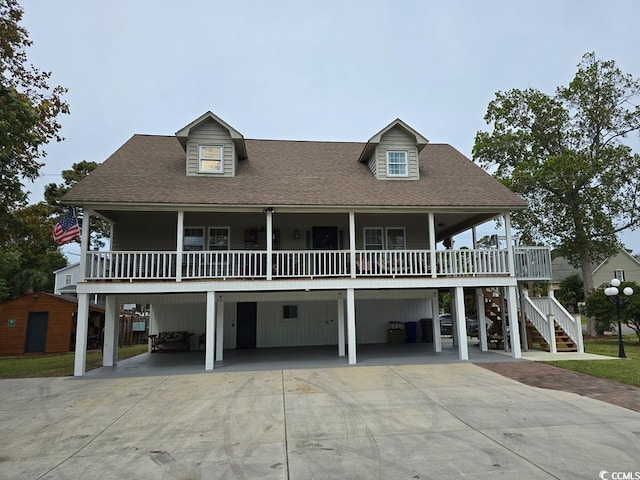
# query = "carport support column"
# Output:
<box><xmin>506</xmin><ymin>286</ymin><xmax>522</xmax><ymax>359</ymax></box>
<box><xmin>205</xmin><ymin>291</ymin><xmax>216</xmax><ymax>370</ymax></box>
<box><xmin>346</xmin><ymin>288</ymin><xmax>356</xmax><ymax>364</ymax></box>
<box><xmin>73</xmin><ymin>293</ymin><xmax>90</xmax><ymax>376</ymax></box>
<box><xmin>337</xmin><ymin>296</ymin><xmax>345</xmax><ymax>356</ymax></box>
<box><xmin>476</xmin><ymin>288</ymin><xmax>488</xmax><ymax>352</ymax></box>
<box><xmin>454</xmin><ymin>287</ymin><xmax>469</xmax><ymax>361</ymax></box>
<box><xmin>431</xmin><ymin>291</ymin><xmax>442</xmax><ymax>352</ymax></box>
<box><xmin>216</xmin><ymin>299</ymin><xmax>224</xmax><ymax>361</ymax></box>
<box><xmin>103</xmin><ymin>295</ymin><xmax>118</xmax><ymax>366</ymax></box>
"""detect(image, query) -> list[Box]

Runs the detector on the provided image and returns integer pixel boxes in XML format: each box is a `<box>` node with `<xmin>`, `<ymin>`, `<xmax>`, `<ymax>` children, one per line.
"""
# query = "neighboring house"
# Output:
<box><xmin>62</xmin><ymin>111</ymin><xmax>575</xmax><ymax>376</ymax></box>
<box><xmin>552</xmin><ymin>249</ymin><xmax>640</xmax><ymax>288</ymax></box>
<box><xmin>54</xmin><ymin>263</ymin><xmax>80</xmax><ymax>296</ymax></box>
<box><xmin>0</xmin><ymin>292</ymin><xmax>104</xmax><ymax>356</ymax></box>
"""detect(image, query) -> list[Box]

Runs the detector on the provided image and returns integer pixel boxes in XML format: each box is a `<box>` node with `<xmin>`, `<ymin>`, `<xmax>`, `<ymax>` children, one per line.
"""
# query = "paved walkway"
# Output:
<box><xmin>479</xmin><ymin>361</ymin><xmax>640</xmax><ymax>412</ymax></box>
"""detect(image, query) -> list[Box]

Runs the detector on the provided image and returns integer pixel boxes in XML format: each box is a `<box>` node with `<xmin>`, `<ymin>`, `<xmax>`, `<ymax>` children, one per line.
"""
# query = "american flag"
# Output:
<box><xmin>53</xmin><ymin>210</ymin><xmax>81</xmax><ymax>245</ymax></box>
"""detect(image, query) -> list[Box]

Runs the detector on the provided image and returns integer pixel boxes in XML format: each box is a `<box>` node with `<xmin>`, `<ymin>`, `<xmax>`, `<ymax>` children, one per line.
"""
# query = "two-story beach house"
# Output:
<box><xmin>62</xmin><ymin>111</ymin><xmax>582</xmax><ymax>376</ymax></box>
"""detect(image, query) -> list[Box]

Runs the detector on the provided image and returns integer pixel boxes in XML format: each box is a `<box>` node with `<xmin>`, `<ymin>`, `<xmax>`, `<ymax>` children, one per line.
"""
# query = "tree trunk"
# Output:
<box><xmin>580</xmin><ymin>248</ymin><xmax>596</xmax><ymax>336</ymax></box>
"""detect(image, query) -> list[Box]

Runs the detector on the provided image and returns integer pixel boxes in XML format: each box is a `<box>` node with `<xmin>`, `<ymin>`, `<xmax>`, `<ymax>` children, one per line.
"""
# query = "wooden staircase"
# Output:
<box><xmin>526</xmin><ymin>320</ymin><xmax>578</xmax><ymax>352</ymax></box>
<box><xmin>483</xmin><ymin>288</ymin><xmax>505</xmax><ymax>348</ymax></box>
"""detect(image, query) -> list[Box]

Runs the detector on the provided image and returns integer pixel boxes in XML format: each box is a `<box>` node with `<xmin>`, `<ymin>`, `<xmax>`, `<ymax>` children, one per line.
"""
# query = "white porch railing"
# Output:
<box><xmin>522</xmin><ymin>292</ymin><xmax>557</xmax><ymax>353</ymax></box>
<box><xmin>514</xmin><ymin>246</ymin><xmax>552</xmax><ymax>280</ymax></box>
<box><xmin>85</xmin><ymin>247</ymin><xmax>550</xmax><ymax>282</ymax></box>
<box><xmin>529</xmin><ymin>294</ymin><xmax>584</xmax><ymax>353</ymax></box>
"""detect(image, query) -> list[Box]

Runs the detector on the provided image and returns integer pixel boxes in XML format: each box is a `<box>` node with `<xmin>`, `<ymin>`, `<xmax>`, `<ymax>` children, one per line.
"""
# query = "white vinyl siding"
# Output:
<box><xmin>186</xmin><ymin>119</ymin><xmax>236</xmax><ymax>176</ymax></box>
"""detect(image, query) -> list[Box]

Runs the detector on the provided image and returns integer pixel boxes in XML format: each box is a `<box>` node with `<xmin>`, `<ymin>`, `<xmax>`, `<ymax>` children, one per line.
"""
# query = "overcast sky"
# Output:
<box><xmin>19</xmin><ymin>0</ymin><xmax>640</xmax><ymax>256</ymax></box>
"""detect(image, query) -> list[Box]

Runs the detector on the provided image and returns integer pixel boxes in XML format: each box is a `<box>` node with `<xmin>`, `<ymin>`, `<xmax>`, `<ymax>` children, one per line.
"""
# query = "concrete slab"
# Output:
<box><xmin>1</xmin><ymin>364</ymin><xmax>639</xmax><ymax>479</ymax></box>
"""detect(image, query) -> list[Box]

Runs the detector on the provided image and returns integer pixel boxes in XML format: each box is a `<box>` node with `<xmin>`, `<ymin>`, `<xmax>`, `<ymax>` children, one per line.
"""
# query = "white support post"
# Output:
<box><xmin>346</xmin><ymin>288</ymin><xmax>356</xmax><ymax>365</ymax></box>
<box><xmin>547</xmin><ymin>314</ymin><xmax>558</xmax><ymax>354</ymax></box>
<box><xmin>431</xmin><ymin>293</ymin><xmax>442</xmax><ymax>352</ymax></box>
<box><xmin>428</xmin><ymin>213</ymin><xmax>437</xmax><ymax>278</ymax></box>
<box><xmin>73</xmin><ymin>293</ymin><xmax>90</xmax><ymax>376</ymax></box>
<box><xmin>205</xmin><ymin>291</ymin><xmax>216</xmax><ymax>370</ymax></box>
<box><xmin>337</xmin><ymin>297</ymin><xmax>345</xmax><ymax>356</ymax></box>
<box><xmin>103</xmin><ymin>295</ymin><xmax>118</xmax><ymax>366</ymax></box>
<box><xmin>504</xmin><ymin>212</ymin><xmax>516</xmax><ymax>277</ymax></box>
<box><xmin>266</xmin><ymin>209</ymin><xmax>273</xmax><ymax>281</ymax></box>
<box><xmin>506</xmin><ymin>286</ymin><xmax>522</xmax><ymax>358</ymax></box>
<box><xmin>78</xmin><ymin>209</ymin><xmax>92</xmax><ymax>282</ymax></box>
<box><xmin>176</xmin><ymin>211</ymin><xmax>184</xmax><ymax>282</ymax></box>
<box><xmin>454</xmin><ymin>287</ymin><xmax>469</xmax><ymax>361</ymax></box>
<box><xmin>349</xmin><ymin>212</ymin><xmax>356</xmax><ymax>279</ymax></box>
<box><xmin>216</xmin><ymin>300</ymin><xmax>224</xmax><ymax>361</ymax></box>
<box><xmin>476</xmin><ymin>288</ymin><xmax>488</xmax><ymax>352</ymax></box>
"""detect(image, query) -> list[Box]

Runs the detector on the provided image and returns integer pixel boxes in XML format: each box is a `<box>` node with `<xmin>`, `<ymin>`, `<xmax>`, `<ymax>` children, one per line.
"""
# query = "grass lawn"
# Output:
<box><xmin>545</xmin><ymin>335</ymin><xmax>640</xmax><ymax>387</ymax></box>
<box><xmin>0</xmin><ymin>344</ymin><xmax>149</xmax><ymax>379</ymax></box>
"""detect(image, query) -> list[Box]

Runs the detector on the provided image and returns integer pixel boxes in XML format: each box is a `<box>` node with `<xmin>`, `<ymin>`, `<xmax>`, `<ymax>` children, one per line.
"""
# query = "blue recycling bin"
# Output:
<box><xmin>405</xmin><ymin>321</ymin><xmax>417</xmax><ymax>343</ymax></box>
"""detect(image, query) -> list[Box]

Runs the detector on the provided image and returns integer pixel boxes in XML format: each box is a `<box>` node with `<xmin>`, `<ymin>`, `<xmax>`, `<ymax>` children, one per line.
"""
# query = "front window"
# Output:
<box><xmin>614</xmin><ymin>269</ymin><xmax>625</xmax><ymax>282</ymax></box>
<box><xmin>386</xmin><ymin>151</ymin><xmax>407</xmax><ymax>176</ymax></box>
<box><xmin>386</xmin><ymin>228</ymin><xmax>406</xmax><ymax>250</ymax></box>
<box><xmin>283</xmin><ymin>305</ymin><xmax>298</xmax><ymax>319</ymax></box>
<box><xmin>209</xmin><ymin>227</ymin><xmax>230</xmax><ymax>250</ymax></box>
<box><xmin>199</xmin><ymin>145</ymin><xmax>223</xmax><ymax>173</ymax></box>
<box><xmin>364</xmin><ymin>228</ymin><xmax>384</xmax><ymax>250</ymax></box>
<box><xmin>184</xmin><ymin>227</ymin><xmax>205</xmax><ymax>251</ymax></box>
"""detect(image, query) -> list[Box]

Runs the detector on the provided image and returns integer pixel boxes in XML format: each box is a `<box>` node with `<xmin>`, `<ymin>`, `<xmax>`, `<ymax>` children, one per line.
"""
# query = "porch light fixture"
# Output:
<box><xmin>263</xmin><ymin>207</ymin><xmax>275</xmax><ymax>214</ymax></box>
<box><xmin>604</xmin><ymin>278</ymin><xmax>633</xmax><ymax>358</ymax></box>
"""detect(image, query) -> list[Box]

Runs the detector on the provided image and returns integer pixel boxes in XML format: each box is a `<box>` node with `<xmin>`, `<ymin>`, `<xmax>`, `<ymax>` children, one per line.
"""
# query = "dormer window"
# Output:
<box><xmin>387</xmin><ymin>151</ymin><xmax>408</xmax><ymax>176</ymax></box>
<box><xmin>199</xmin><ymin>145</ymin><xmax>223</xmax><ymax>173</ymax></box>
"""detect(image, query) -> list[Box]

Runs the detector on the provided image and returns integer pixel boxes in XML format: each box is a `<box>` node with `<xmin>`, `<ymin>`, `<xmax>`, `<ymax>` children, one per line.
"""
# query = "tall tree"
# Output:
<box><xmin>0</xmin><ymin>0</ymin><xmax>69</xmax><ymax>242</ymax></box>
<box><xmin>45</xmin><ymin>161</ymin><xmax>109</xmax><ymax>249</ymax></box>
<box><xmin>473</xmin><ymin>52</ymin><xmax>640</xmax><ymax>336</ymax></box>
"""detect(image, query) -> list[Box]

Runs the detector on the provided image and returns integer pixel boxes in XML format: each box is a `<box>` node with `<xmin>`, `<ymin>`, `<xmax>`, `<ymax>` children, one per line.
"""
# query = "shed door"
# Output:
<box><xmin>25</xmin><ymin>312</ymin><xmax>48</xmax><ymax>353</ymax></box>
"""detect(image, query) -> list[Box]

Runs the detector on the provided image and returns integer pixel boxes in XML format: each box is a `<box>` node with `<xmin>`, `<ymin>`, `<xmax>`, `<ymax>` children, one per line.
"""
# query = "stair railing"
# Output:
<box><xmin>529</xmin><ymin>292</ymin><xmax>584</xmax><ymax>353</ymax></box>
<box><xmin>522</xmin><ymin>290</ymin><xmax>554</xmax><ymax>349</ymax></box>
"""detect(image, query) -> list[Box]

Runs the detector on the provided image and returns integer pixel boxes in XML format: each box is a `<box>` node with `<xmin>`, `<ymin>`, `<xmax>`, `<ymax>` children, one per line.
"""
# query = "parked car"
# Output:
<box><xmin>439</xmin><ymin>314</ymin><xmax>479</xmax><ymax>337</ymax></box>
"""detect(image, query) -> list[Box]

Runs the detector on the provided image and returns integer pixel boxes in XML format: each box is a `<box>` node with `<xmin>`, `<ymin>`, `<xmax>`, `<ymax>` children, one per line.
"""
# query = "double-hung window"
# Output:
<box><xmin>364</xmin><ymin>228</ymin><xmax>384</xmax><ymax>250</ymax></box>
<box><xmin>386</xmin><ymin>151</ymin><xmax>408</xmax><ymax>177</ymax></box>
<box><xmin>184</xmin><ymin>227</ymin><xmax>205</xmax><ymax>251</ymax></box>
<box><xmin>209</xmin><ymin>227</ymin><xmax>230</xmax><ymax>250</ymax></box>
<box><xmin>386</xmin><ymin>228</ymin><xmax>406</xmax><ymax>250</ymax></box>
<box><xmin>614</xmin><ymin>269</ymin><xmax>625</xmax><ymax>282</ymax></box>
<box><xmin>199</xmin><ymin>145</ymin><xmax>223</xmax><ymax>173</ymax></box>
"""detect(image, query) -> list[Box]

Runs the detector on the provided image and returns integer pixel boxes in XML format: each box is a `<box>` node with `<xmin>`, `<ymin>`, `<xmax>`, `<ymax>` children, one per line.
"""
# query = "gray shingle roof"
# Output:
<box><xmin>62</xmin><ymin>134</ymin><xmax>527</xmax><ymax>210</ymax></box>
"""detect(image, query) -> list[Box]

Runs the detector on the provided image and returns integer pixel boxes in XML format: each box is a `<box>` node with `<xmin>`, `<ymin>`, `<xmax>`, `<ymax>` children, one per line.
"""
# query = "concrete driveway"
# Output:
<box><xmin>1</xmin><ymin>364</ymin><xmax>639</xmax><ymax>479</ymax></box>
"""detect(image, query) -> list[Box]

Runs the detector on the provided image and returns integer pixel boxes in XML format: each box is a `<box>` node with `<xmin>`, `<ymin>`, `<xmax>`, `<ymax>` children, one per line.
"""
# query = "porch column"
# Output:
<box><xmin>506</xmin><ymin>286</ymin><xmax>522</xmax><ymax>358</ymax></box>
<box><xmin>73</xmin><ymin>293</ymin><xmax>90</xmax><ymax>376</ymax></box>
<box><xmin>476</xmin><ymin>288</ymin><xmax>488</xmax><ymax>352</ymax></box>
<box><xmin>431</xmin><ymin>292</ymin><xmax>442</xmax><ymax>352</ymax></box>
<box><xmin>78</xmin><ymin>209</ymin><xmax>92</xmax><ymax>282</ymax></box>
<box><xmin>176</xmin><ymin>211</ymin><xmax>184</xmax><ymax>282</ymax></box>
<box><xmin>349</xmin><ymin>212</ymin><xmax>356</xmax><ymax>279</ymax></box>
<box><xmin>216</xmin><ymin>299</ymin><xmax>224</xmax><ymax>361</ymax></box>
<box><xmin>428</xmin><ymin>213</ymin><xmax>437</xmax><ymax>278</ymax></box>
<box><xmin>337</xmin><ymin>297</ymin><xmax>345</xmax><ymax>356</ymax></box>
<box><xmin>346</xmin><ymin>288</ymin><xmax>356</xmax><ymax>364</ymax></box>
<box><xmin>454</xmin><ymin>287</ymin><xmax>469</xmax><ymax>361</ymax></box>
<box><xmin>266</xmin><ymin>209</ymin><xmax>273</xmax><ymax>280</ymax></box>
<box><xmin>205</xmin><ymin>291</ymin><xmax>217</xmax><ymax>370</ymax></box>
<box><xmin>103</xmin><ymin>295</ymin><xmax>118</xmax><ymax>366</ymax></box>
<box><xmin>504</xmin><ymin>212</ymin><xmax>516</xmax><ymax>277</ymax></box>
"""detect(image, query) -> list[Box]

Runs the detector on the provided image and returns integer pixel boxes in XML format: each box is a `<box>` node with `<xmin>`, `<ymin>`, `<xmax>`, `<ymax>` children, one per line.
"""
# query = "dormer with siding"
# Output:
<box><xmin>358</xmin><ymin>119</ymin><xmax>428</xmax><ymax>180</ymax></box>
<box><xmin>175</xmin><ymin>111</ymin><xmax>248</xmax><ymax>177</ymax></box>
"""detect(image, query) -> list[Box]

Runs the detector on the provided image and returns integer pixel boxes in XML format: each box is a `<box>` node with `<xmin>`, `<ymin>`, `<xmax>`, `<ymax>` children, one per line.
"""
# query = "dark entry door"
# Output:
<box><xmin>312</xmin><ymin>226</ymin><xmax>338</xmax><ymax>250</ymax></box>
<box><xmin>236</xmin><ymin>302</ymin><xmax>257</xmax><ymax>349</ymax></box>
<box><xmin>25</xmin><ymin>312</ymin><xmax>48</xmax><ymax>353</ymax></box>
